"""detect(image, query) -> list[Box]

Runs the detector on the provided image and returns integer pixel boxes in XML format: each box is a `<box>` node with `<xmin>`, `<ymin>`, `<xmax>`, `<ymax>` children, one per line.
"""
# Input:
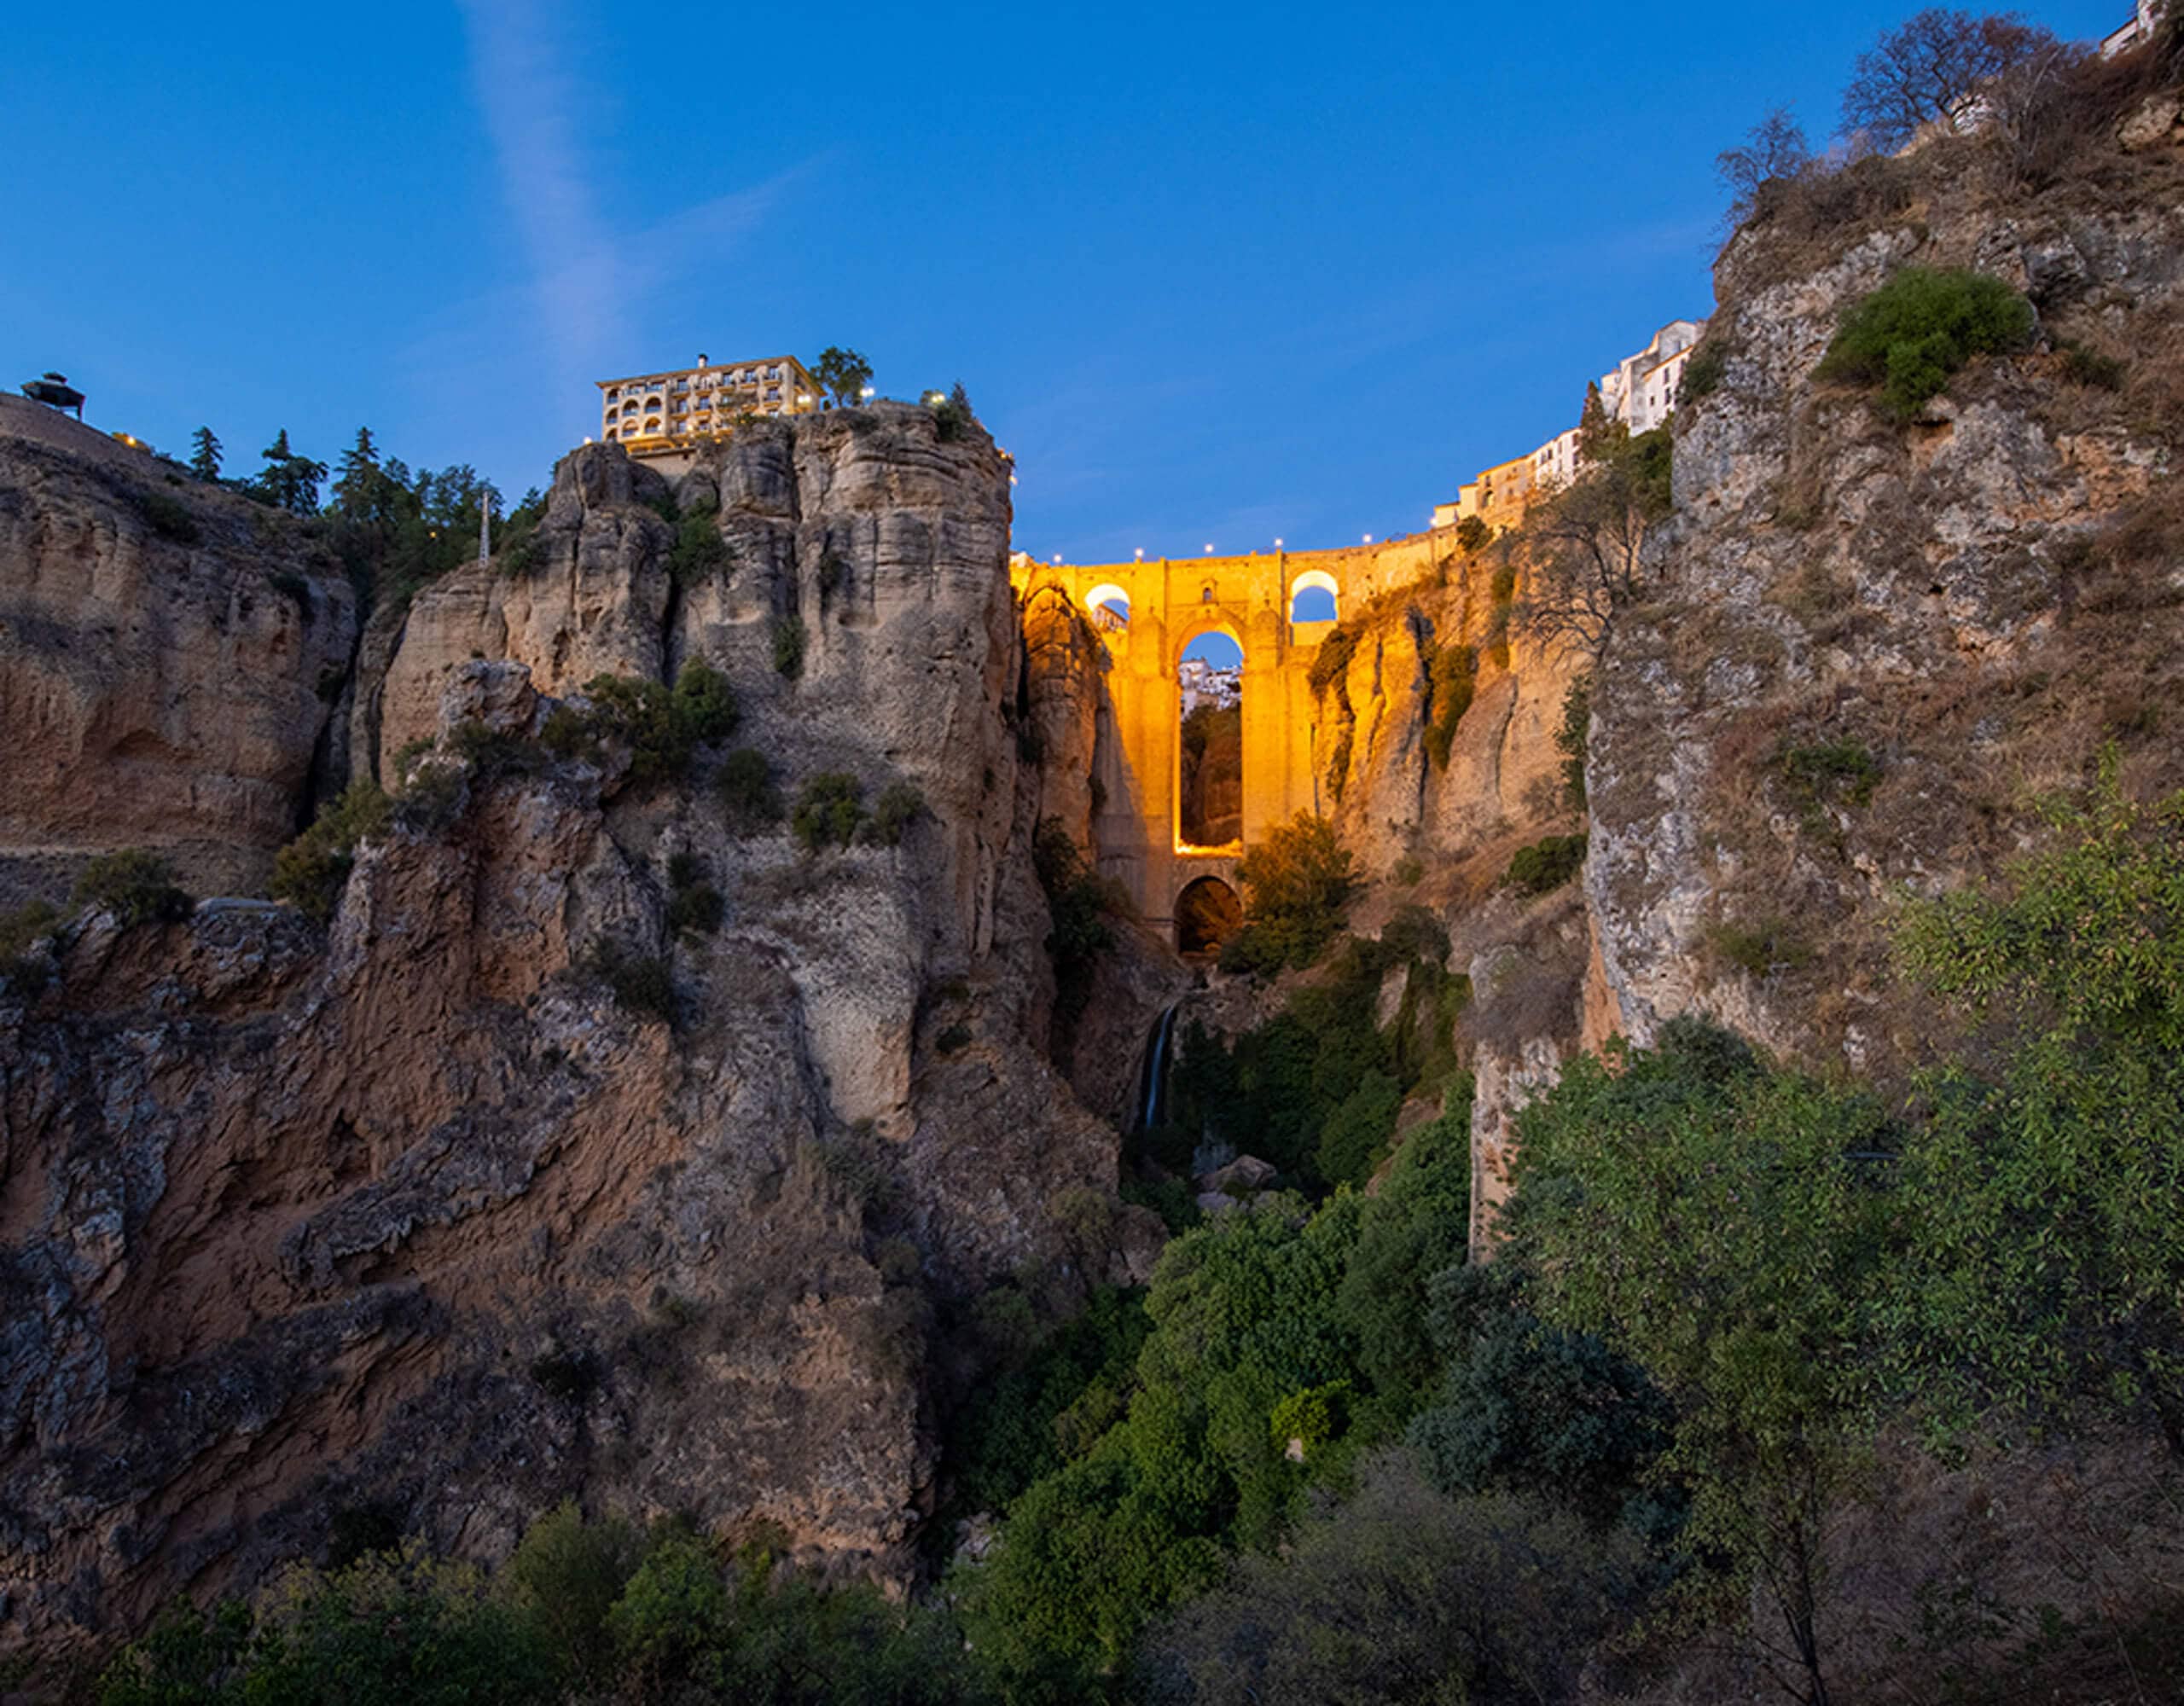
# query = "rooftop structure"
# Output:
<box><xmin>2104</xmin><ymin>0</ymin><xmax>2164</xmax><ymax>55</ymax></box>
<box><xmin>595</xmin><ymin>354</ymin><xmax>823</xmax><ymax>468</ymax></box>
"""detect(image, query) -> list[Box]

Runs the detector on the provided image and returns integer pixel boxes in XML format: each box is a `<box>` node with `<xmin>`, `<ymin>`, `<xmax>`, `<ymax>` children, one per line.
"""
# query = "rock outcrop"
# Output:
<box><xmin>0</xmin><ymin>408</ymin><xmax>1128</xmax><ymax>1658</ymax></box>
<box><xmin>1588</xmin><ymin>141</ymin><xmax>2184</xmax><ymax>1071</ymax></box>
<box><xmin>0</xmin><ymin>397</ymin><xmax>357</xmax><ymax>908</ymax></box>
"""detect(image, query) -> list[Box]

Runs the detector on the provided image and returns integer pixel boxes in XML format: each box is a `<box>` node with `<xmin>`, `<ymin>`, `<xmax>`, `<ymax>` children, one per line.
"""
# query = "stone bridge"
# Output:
<box><xmin>1013</xmin><ymin>531</ymin><xmax>1453</xmax><ymax>947</ymax></box>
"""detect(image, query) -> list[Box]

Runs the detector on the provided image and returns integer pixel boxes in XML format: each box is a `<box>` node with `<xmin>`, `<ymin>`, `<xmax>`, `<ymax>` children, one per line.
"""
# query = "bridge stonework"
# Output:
<box><xmin>1012</xmin><ymin>531</ymin><xmax>1453</xmax><ymax>939</ymax></box>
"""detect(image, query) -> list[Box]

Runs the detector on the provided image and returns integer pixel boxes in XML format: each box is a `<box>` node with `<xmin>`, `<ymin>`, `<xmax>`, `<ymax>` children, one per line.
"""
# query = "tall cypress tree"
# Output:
<box><xmin>188</xmin><ymin>426</ymin><xmax>223</xmax><ymax>483</ymax></box>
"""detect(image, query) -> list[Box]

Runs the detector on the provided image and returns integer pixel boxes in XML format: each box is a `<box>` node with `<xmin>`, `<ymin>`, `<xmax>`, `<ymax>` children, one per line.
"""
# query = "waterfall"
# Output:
<box><xmin>1134</xmin><ymin>1000</ymin><xmax>1183</xmax><ymax>1136</ymax></box>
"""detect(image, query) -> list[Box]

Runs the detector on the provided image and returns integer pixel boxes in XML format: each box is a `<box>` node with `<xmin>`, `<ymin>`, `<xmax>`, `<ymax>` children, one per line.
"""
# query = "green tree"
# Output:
<box><xmin>811</xmin><ymin>345</ymin><xmax>874</xmax><ymax>407</ymax></box>
<box><xmin>1509</xmin><ymin>1019</ymin><xmax>1896</xmax><ymax>1706</ymax></box>
<box><xmin>1136</xmin><ymin>1466</ymin><xmax>1648</xmax><ymax>1706</ymax></box>
<box><xmin>1228</xmin><ymin>812</ymin><xmax>1357</xmax><ymax>972</ymax></box>
<box><xmin>332</xmin><ymin>426</ymin><xmax>396</xmax><ymax>524</ymax></box>
<box><xmin>1891</xmin><ymin>762</ymin><xmax>2184</xmax><ymax>1452</ymax></box>
<box><xmin>187</xmin><ymin>426</ymin><xmax>223</xmax><ymax>483</ymax></box>
<box><xmin>252</xmin><ymin>428</ymin><xmax>328</xmax><ymax>515</ymax></box>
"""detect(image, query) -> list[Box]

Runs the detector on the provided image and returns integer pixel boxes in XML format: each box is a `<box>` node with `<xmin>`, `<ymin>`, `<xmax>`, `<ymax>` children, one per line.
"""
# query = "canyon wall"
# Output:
<box><xmin>0</xmin><ymin>397</ymin><xmax>357</xmax><ymax>909</ymax></box>
<box><xmin>0</xmin><ymin>406</ymin><xmax>1139</xmax><ymax>1657</ymax></box>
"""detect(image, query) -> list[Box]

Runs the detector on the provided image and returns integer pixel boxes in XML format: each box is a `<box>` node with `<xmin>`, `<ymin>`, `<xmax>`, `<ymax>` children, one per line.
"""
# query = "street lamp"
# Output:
<box><xmin>861</xmin><ymin>386</ymin><xmax>876</xmax><ymax>402</ymax></box>
<box><xmin>1134</xmin><ymin>548</ymin><xmax>1144</xmax><ymax>560</ymax></box>
<box><xmin>1362</xmin><ymin>533</ymin><xmax>1373</xmax><ymax>544</ymax></box>
<box><xmin>1274</xmin><ymin>537</ymin><xmax>1283</xmax><ymax>550</ymax></box>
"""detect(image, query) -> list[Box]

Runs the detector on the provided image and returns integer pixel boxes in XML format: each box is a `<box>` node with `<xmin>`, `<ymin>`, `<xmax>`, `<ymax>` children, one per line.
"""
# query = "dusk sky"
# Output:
<box><xmin>3</xmin><ymin>0</ymin><xmax>2125</xmax><ymax>561</ymax></box>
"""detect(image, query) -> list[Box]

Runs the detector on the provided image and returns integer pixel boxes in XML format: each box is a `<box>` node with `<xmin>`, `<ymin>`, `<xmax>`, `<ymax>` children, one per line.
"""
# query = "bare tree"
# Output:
<box><xmin>1840</xmin><ymin>9</ymin><xmax>2059</xmax><ymax>153</ymax></box>
<box><xmin>1514</xmin><ymin>417</ymin><xmax>1674</xmax><ymax>659</ymax></box>
<box><xmin>1717</xmin><ymin>107</ymin><xmax>1815</xmax><ymax>225</ymax></box>
<box><xmin>1984</xmin><ymin>36</ymin><xmax>2094</xmax><ymax>189</ymax></box>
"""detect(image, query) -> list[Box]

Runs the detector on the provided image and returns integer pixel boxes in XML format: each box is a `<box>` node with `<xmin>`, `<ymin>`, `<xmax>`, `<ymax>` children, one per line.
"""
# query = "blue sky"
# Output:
<box><xmin>3</xmin><ymin>0</ymin><xmax>2124</xmax><ymax>561</ymax></box>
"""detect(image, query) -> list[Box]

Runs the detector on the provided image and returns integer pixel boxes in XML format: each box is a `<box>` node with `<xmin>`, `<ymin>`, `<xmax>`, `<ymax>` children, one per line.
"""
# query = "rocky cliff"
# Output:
<box><xmin>0</xmin><ymin>405</ymin><xmax>1138</xmax><ymax>1658</ymax></box>
<box><xmin>0</xmin><ymin>397</ymin><xmax>357</xmax><ymax>909</ymax></box>
<box><xmin>1589</xmin><ymin>102</ymin><xmax>2183</xmax><ymax>1072</ymax></box>
<box><xmin>1285</xmin><ymin>84</ymin><xmax>2184</xmax><ymax>1238</ymax></box>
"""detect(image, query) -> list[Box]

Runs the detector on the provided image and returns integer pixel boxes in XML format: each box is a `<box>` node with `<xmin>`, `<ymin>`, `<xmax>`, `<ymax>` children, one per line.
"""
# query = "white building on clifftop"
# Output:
<box><xmin>1434</xmin><ymin>315</ymin><xmax>1707</xmax><ymax>530</ymax></box>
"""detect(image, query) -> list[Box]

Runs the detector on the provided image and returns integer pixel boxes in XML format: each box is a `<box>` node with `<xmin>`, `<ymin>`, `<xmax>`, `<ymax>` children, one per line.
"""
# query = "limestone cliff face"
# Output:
<box><xmin>1588</xmin><ymin>126</ymin><xmax>2184</xmax><ymax>1070</ymax></box>
<box><xmin>1266</xmin><ymin>105</ymin><xmax>2184</xmax><ymax>1236</ymax></box>
<box><xmin>0</xmin><ymin>409</ymin><xmax>1127</xmax><ymax>1657</ymax></box>
<box><xmin>0</xmin><ymin>398</ymin><xmax>358</xmax><ymax>908</ymax></box>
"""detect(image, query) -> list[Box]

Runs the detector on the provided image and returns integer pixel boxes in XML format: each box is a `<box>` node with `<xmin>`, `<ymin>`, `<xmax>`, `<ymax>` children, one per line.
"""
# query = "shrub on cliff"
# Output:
<box><xmin>1504</xmin><ymin>833</ymin><xmax>1586</xmax><ymax>896</ymax></box>
<box><xmin>0</xmin><ymin>900</ymin><xmax>61</xmax><ymax>994</ymax></box>
<box><xmin>716</xmin><ymin>748</ymin><xmax>783</xmax><ymax>833</ymax></box>
<box><xmin>1815</xmin><ymin>267</ymin><xmax>2036</xmax><ymax>420</ymax></box>
<box><xmin>1555</xmin><ymin>676</ymin><xmax>1592</xmax><ymax>812</ymax></box>
<box><xmin>544</xmin><ymin>660</ymin><xmax>739</xmax><ymax>788</ymax></box>
<box><xmin>1032</xmin><ymin>817</ymin><xmax>1120</xmax><ymax>1036</ymax></box>
<box><xmin>666</xmin><ymin>501</ymin><xmax>729</xmax><ymax>585</ymax></box>
<box><xmin>859</xmin><ymin>780</ymin><xmax>926</xmax><ymax>847</ymax></box>
<box><xmin>792</xmin><ymin>773</ymin><xmax>865</xmax><ymax>852</ymax></box>
<box><xmin>270</xmin><ymin>781</ymin><xmax>393</xmax><ymax>923</ymax></box>
<box><xmin>771</xmin><ymin>612</ymin><xmax>807</xmax><ymax>679</ymax></box>
<box><xmin>72</xmin><ymin>850</ymin><xmax>191</xmax><ymax>928</ymax></box>
<box><xmin>587</xmin><ymin>939</ymin><xmax>676</xmax><ymax>1023</ymax></box>
<box><xmin>665</xmin><ymin>851</ymin><xmax>724</xmax><ymax>938</ymax></box>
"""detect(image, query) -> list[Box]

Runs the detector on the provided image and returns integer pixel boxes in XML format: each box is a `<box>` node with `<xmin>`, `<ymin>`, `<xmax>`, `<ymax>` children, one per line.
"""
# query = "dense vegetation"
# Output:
<box><xmin>939</xmin><ymin>763</ymin><xmax>2184</xmax><ymax>1703</ymax></box>
<box><xmin>96</xmin><ymin>1517</ymin><xmax>997</xmax><ymax>1706</ymax></box>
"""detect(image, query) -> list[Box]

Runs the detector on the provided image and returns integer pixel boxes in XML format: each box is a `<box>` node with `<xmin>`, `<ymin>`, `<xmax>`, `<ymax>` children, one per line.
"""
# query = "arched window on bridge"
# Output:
<box><xmin>1178</xmin><ymin>630</ymin><xmax>1243</xmax><ymax>850</ymax></box>
<box><xmin>1289</xmin><ymin>570</ymin><xmax>1339</xmax><ymax>624</ymax></box>
<box><xmin>1085</xmin><ymin>583</ymin><xmax>1131</xmax><ymax>631</ymax></box>
<box><xmin>1176</xmin><ymin>875</ymin><xmax>1242</xmax><ymax>957</ymax></box>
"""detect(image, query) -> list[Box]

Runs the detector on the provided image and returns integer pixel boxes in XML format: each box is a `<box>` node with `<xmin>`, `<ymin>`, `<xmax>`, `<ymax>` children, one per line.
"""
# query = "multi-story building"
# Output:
<box><xmin>595</xmin><ymin>354</ymin><xmax>823</xmax><ymax>466</ymax></box>
<box><xmin>2103</xmin><ymin>0</ymin><xmax>2164</xmax><ymax>55</ymax></box>
<box><xmin>1435</xmin><ymin>316</ymin><xmax>1705</xmax><ymax>531</ymax></box>
<box><xmin>1177</xmin><ymin>658</ymin><xmax>1242</xmax><ymax>715</ymax></box>
<box><xmin>1597</xmin><ymin>318</ymin><xmax>1705</xmax><ymax>435</ymax></box>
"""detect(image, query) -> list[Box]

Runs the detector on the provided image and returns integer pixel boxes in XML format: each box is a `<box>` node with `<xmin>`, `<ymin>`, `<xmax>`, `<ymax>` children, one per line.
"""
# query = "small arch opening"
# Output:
<box><xmin>1084</xmin><ymin>583</ymin><xmax>1132</xmax><ymax>630</ymax></box>
<box><xmin>1176</xmin><ymin>875</ymin><xmax>1242</xmax><ymax>957</ymax></box>
<box><xmin>1179</xmin><ymin>630</ymin><xmax>1242</xmax><ymax>849</ymax></box>
<box><xmin>1289</xmin><ymin>569</ymin><xmax>1339</xmax><ymax>624</ymax></box>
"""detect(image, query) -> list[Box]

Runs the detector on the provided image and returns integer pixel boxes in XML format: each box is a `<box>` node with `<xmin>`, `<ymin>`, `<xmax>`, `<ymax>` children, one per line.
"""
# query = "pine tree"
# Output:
<box><xmin>253</xmin><ymin>429</ymin><xmax>328</xmax><ymax>516</ymax></box>
<box><xmin>332</xmin><ymin>426</ymin><xmax>385</xmax><ymax>523</ymax></box>
<box><xmin>188</xmin><ymin>427</ymin><xmax>223</xmax><ymax>483</ymax></box>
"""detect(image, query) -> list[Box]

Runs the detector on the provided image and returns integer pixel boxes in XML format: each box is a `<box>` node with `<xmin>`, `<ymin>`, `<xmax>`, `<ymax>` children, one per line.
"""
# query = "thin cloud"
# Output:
<box><xmin>456</xmin><ymin>0</ymin><xmax>619</xmax><ymax>397</ymax></box>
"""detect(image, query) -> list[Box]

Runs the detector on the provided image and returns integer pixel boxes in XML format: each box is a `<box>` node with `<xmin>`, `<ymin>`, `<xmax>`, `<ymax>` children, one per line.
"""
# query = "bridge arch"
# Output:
<box><xmin>1176</xmin><ymin>873</ymin><xmax>1242</xmax><ymax>956</ymax></box>
<box><xmin>1288</xmin><ymin>568</ymin><xmax>1339</xmax><ymax>622</ymax></box>
<box><xmin>1083</xmin><ymin>583</ymin><xmax>1132</xmax><ymax>625</ymax></box>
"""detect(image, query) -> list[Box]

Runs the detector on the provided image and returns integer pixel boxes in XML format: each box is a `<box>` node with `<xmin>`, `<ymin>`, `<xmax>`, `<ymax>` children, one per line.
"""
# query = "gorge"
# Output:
<box><xmin>4</xmin><ymin>33</ymin><xmax>2184</xmax><ymax>1702</ymax></box>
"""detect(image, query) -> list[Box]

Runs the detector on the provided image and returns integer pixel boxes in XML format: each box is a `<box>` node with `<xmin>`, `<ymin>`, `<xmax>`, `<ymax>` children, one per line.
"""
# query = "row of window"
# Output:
<box><xmin>602</xmin><ymin>366</ymin><xmax>787</xmax><ymax>403</ymax></box>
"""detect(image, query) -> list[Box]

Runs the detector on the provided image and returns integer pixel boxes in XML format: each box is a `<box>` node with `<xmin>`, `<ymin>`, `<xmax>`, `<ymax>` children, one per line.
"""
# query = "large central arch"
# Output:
<box><xmin>1013</xmin><ymin>532</ymin><xmax>1449</xmax><ymax>943</ymax></box>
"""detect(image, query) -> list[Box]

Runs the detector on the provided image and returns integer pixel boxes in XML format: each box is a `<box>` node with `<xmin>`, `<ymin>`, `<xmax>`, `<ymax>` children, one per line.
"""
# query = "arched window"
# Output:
<box><xmin>1288</xmin><ymin>569</ymin><xmax>1339</xmax><ymax>624</ymax></box>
